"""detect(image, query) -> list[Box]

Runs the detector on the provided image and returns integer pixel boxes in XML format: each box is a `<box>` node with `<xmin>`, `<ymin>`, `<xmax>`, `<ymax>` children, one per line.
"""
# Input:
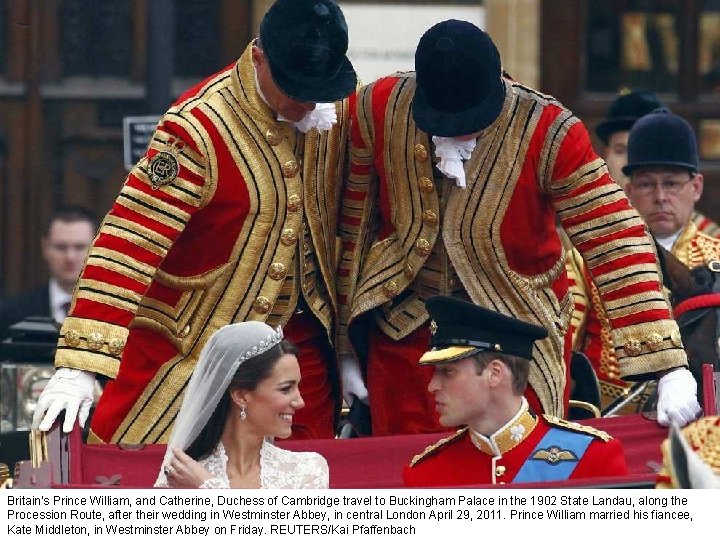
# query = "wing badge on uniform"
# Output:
<box><xmin>148</xmin><ymin>150</ymin><xmax>179</xmax><ymax>189</ymax></box>
<box><xmin>530</xmin><ymin>446</ymin><xmax>579</xmax><ymax>465</ymax></box>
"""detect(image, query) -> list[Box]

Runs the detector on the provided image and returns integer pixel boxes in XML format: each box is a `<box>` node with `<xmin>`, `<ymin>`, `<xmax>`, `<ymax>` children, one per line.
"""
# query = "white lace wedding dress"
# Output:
<box><xmin>154</xmin><ymin>439</ymin><xmax>329</xmax><ymax>489</ymax></box>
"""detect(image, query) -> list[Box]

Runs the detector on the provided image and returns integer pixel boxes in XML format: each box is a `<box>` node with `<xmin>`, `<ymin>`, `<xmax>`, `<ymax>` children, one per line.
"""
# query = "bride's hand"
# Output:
<box><xmin>164</xmin><ymin>447</ymin><xmax>212</xmax><ymax>488</ymax></box>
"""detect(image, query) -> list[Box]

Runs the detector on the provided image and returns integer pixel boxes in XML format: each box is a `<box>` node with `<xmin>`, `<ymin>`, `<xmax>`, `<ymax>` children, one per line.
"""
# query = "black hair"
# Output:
<box><xmin>44</xmin><ymin>206</ymin><xmax>98</xmax><ymax>235</ymax></box>
<box><xmin>185</xmin><ymin>339</ymin><xmax>299</xmax><ymax>461</ymax></box>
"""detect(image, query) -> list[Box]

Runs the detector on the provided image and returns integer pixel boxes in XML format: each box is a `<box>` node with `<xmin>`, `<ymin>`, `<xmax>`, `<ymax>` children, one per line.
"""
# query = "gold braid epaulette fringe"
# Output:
<box><xmin>657</xmin><ymin>416</ymin><xmax>720</xmax><ymax>488</ymax></box>
<box><xmin>543</xmin><ymin>415</ymin><xmax>612</xmax><ymax>442</ymax></box>
<box><xmin>409</xmin><ymin>428</ymin><xmax>469</xmax><ymax>467</ymax></box>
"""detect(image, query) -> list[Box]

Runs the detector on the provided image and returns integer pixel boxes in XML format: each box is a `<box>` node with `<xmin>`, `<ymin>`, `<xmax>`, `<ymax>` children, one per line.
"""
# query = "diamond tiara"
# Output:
<box><xmin>237</xmin><ymin>326</ymin><xmax>284</xmax><ymax>362</ymax></box>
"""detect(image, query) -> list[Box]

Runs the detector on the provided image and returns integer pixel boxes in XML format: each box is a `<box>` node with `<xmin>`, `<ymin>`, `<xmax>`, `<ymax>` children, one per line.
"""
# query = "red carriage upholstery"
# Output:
<box><xmin>14</xmin><ymin>413</ymin><xmax>667</xmax><ymax>489</ymax></box>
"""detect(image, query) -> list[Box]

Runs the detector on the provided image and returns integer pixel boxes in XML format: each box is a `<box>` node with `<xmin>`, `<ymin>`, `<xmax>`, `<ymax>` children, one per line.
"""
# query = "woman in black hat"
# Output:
<box><xmin>337</xmin><ymin>19</ymin><xmax>700</xmax><ymax>435</ymax></box>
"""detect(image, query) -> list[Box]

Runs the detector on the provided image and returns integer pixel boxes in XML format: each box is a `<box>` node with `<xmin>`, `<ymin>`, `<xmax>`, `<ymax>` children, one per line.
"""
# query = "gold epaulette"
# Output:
<box><xmin>409</xmin><ymin>427</ymin><xmax>468</xmax><ymax>467</ymax></box>
<box><xmin>543</xmin><ymin>415</ymin><xmax>611</xmax><ymax>442</ymax></box>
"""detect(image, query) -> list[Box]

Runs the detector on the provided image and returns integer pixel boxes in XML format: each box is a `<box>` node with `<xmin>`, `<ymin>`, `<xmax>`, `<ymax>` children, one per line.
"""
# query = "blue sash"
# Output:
<box><xmin>512</xmin><ymin>427</ymin><xmax>592</xmax><ymax>483</ymax></box>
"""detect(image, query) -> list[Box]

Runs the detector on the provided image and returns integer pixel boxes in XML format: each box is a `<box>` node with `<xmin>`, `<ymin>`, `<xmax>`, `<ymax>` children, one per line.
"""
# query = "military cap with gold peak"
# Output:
<box><xmin>419</xmin><ymin>296</ymin><xmax>549</xmax><ymax>365</ymax></box>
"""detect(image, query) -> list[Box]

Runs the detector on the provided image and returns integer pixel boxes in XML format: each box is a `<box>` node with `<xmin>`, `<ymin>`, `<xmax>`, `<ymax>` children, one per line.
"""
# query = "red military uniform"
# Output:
<box><xmin>339</xmin><ymin>74</ymin><xmax>689</xmax><ymax>433</ymax></box>
<box><xmin>573</xmin><ymin>221</ymin><xmax>720</xmax><ymax>409</ymax></box>
<box><xmin>55</xmin><ymin>44</ymin><xmax>350</xmax><ymax>443</ymax></box>
<box><xmin>403</xmin><ymin>401</ymin><xmax>627</xmax><ymax>487</ymax></box>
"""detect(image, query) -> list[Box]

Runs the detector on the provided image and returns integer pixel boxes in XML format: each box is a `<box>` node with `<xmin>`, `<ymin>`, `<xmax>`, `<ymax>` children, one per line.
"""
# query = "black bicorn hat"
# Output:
<box><xmin>595</xmin><ymin>90</ymin><xmax>663</xmax><ymax>145</ymax></box>
<box><xmin>259</xmin><ymin>0</ymin><xmax>357</xmax><ymax>103</ymax></box>
<box><xmin>622</xmin><ymin>108</ymin><xmax>698</xmax><ymax>176</ymax></box>
<box><xmin>419</xmin><ymin>296</ymin><xmax>548</xmax><ymax>365</ymax></box>
<box><xmin>412</xmin><ymin>19</ymin><xmax>506</xmax><ymax>137</ymax></box>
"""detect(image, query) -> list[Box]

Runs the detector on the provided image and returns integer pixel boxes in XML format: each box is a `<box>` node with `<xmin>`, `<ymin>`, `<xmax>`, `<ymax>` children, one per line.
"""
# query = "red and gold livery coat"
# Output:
<box><xmin>338</xmin><ymin>73</ymin><xmax>688</xmax><ymax>417</ymax></box>
<box><xmin>403</xmin><ymin>405</ymin><xmax>627</xmax><ymax>487</ymax></box>
<box><xmin>692</xmin><ymin>211</ymin><xmax>720</xmax><ymax>239</ymax></box>
<box><xmin>55</xmin><ymin>44</ymin><xmax>350</xmax><ymax>443</ymax></box>
<box><xmin>573</xmin><ymin>221</ymin><xmax>720</xmax><ymax>404</ymax></box>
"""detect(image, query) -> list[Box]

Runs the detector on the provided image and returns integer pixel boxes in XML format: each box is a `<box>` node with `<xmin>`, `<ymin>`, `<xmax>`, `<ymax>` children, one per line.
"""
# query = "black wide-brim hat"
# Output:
<box><xmin>419</xmin><ymin>296</ymin><xmax>548</xmax><ymax>365</ymax></box>
<box><xmin>622</xmin><ymin>108</ymin><xmax>698</xmax><ymax>176</ymax></box>
<box><xmin>260</xmin><ymin>0</ymin><xmax>357</xmax><ymax>103</ymax></box>
<box><xmin>412</xmin><ymin>20</ymin><xmax>506</xmax><ymax>137</ymax></box>
<box><xmin>595</xmin><ymin>90</ymin><xmax>662</xmax><ymax>145</ymax></box>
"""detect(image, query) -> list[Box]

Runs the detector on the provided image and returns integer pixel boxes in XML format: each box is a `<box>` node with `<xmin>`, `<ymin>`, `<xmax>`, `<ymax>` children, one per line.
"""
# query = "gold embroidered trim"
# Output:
<box><xmin>409</xmin><ymin>428</ymin><xmax>468</xmax><ymax>467</ymax></box>
<box><xmin>543</xmin><ymin>414</ymin><xmax>611</xmax><ymax>442</ymax></box>
<box><xmin>470</xmin><ymin>405</ymin><xmax>539</xmax><ymax>455</ymax></box>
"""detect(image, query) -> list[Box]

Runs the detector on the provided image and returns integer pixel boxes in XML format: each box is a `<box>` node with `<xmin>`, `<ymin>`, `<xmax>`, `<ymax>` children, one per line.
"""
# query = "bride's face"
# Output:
<box><xmin>244</xmin><ymin>353</ymin><xmax>304</xmax><ymax>439</ymax></box>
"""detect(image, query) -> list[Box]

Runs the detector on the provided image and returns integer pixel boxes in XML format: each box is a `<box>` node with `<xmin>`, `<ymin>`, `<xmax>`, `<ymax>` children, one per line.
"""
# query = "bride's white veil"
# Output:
<box><xmin>156</xmin><ymin>321</ymin><xmax>284</xmax><ymax>484</ymax></box>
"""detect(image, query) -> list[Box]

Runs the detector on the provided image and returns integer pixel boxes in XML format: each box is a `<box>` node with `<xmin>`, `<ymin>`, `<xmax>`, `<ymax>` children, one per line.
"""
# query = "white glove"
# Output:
<box><xmin>339</xmin><ymin>354</ymin><xmax>368</xmax><ymax>406</ymax></box>
<box><xmin>32</xmin><ymin>368</ymin><xmax>96</xmax><ymax>433</ymax></box>
<box><xmin>656</xmin><ymin>368</ymin><xmax>702</xmax><ymax>427</ymax></box>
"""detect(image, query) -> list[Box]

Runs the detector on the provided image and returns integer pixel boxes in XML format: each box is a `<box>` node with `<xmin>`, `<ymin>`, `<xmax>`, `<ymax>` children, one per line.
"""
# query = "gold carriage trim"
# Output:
<box><xmin>543</xmin><ymin>415</ymin><xmax>612</xmax><ymax>442</ymax></box>
<box><xmin>409</xmin><ymin>428</ymin><xmax>468</xmax><ymax>467</ymax></box>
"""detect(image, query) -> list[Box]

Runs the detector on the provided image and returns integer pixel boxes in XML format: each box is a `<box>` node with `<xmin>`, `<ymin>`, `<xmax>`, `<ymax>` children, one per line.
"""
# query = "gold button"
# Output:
<box><xmin>178</xmin><ymin>324</ymin><xmax>191</xmax><ymax>338</ymax></box>
<box><xmin>415</xmin><ymin>238</ymin><xmax>431</xmax><ymax>256</ymax></box>
<box><xmin>422</xmin><ymin>210</ymin><xmax>438</xmax><ymax>225</ymax></box>
<box><xmin>414</xmin><ymin>144</ymin><xmax>429</xmax><ymax>162</ymax></box>
<box><xmin>303</xmin><ymin>261</ymin><xmax>312</xmax><ymax>273</ymax></box>
<box><xmin>87</xmin><ymin>332</ymin><xmax>104</xmax><ymax>351</ymax></box>
<box><xmin>254</xmin><ymin>296</ymin><xmax>271</xmax><ymax>314</ymax></box>
<box><xmin>495</xmin><ymin>465</ymin><xmax>506</xmax><ymax>477</ymax></box>
<box><xmin>417</xmin><ymin>177</ymin><xmax>434</xmax><ymax>192</ymax></box>
<box><xmin>280</xmin><ymin>228</ymin><xmax>297</xmax><ymax>246</ymax></box>
<box><xmin>108</xmin><ymin>338</ymin><xmax>125</xmax><ymax>356</ymax></box>
<box><xmin>623</xmin><ymin>339</ymin><xmax>642</xmax><ymax>356</ymax></box>
<box><xmin>383</xmin><ymin>281</ymin><xmax>399</xmax><ymax>298</ymax></box>
<box><xmin>64</xmin><ymin>330</ymin><xmax>80</xmax><ymax>347</ymax></box>
<box><xmin>646</xmin><ymin>332</ymin><xmax>664</xmax><ymax>351</ymax></box>
<box><xmin>287</xmin><ymin>194</ymin><xmax>302</xmax><ymax>212</ymax></box>
<box><xmin>403</xmin><ymin>262</ymin><xmax>414</xmax><ymax>277</ymax></box>
<box><xmin>670</xmin><ymin>329</ymin><xmax>683</xmax><ymax>347</ymax></box>
<box><xmin>266</xmin><ymin>128</ymin><xmax>282</xmax><ymax>146</ymax></box>
<box><xmin>283</xmin><ymin>160</ymin><xmax>299</xmax><ymax>178</ymax></box>
<box><xmin>268</xmin><ymin>262</ymin><xmax>287</xmax><ymax>280</ymax></box>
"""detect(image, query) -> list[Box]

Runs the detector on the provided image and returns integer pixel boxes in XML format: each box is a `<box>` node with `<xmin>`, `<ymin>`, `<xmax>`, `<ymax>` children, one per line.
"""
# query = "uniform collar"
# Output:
<box><xmin>469</xmin><ymin>398</ymin><xmax>538</xmax><ymax>456</ymax></box>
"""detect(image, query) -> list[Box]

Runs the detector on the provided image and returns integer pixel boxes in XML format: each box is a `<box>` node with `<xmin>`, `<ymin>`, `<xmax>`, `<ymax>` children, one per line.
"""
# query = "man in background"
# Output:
<box><xmin>595</xmin><ymin>90</ymin><xmax>719</xmax><ymax>236</ymax></box>
<box><xmin>575</xmin><ymin>108</ymin><xmax>720</xmax><ymax>410</ymax></box>
<box><xmin>0</xmin><ymin>206</ymin><xmax>97</xmax><ymax>340</ymax></box>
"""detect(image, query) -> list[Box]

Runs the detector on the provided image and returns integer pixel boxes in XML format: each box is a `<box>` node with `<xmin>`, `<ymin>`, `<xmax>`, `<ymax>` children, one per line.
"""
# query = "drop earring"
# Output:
<box><xmin>240</xmin><ymin>404</ymin><xmax>247</xmax><ymax>421</ymax></box>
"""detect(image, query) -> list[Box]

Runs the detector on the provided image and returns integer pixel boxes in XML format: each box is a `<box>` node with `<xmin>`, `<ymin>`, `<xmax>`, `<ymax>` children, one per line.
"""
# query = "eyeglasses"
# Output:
<box><xmin>630</xmin><ymin>178</ymin><xmax>694</xmax><ymax>195</ymax></box>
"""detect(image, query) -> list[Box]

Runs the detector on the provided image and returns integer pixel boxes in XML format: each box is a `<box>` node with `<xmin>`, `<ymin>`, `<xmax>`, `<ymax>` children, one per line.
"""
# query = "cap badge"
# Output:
<box><xmin>429</xmin><ymin>320</ymin><xmax>438</xmax><ymax>335</ymax></box>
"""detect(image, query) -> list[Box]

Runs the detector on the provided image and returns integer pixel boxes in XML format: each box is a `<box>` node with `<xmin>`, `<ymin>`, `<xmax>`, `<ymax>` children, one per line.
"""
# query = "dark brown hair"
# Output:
<box><xmin>472</xmin><ymin>351</ymin><xmax>529</xmax><ymax>395</ymax></box>
<box><xmin>185</xmin><ymin>339</ymin><xmax>299</xmax><ymax>460</ymax></box>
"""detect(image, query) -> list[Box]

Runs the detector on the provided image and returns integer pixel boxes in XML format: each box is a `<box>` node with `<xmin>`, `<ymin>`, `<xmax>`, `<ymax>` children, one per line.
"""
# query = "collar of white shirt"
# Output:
<box><xmin>49</xmin><ymin>279</ymin><xmax>72</xmax><ymax>323</ymax></box>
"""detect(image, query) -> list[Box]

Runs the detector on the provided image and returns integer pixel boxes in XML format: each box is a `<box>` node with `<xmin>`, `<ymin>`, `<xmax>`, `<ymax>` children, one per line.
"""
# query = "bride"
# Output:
<box><xmin>155</xmin><ymin>321</ymin><xmax>328</xmax><ymax>488</ymax></box>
